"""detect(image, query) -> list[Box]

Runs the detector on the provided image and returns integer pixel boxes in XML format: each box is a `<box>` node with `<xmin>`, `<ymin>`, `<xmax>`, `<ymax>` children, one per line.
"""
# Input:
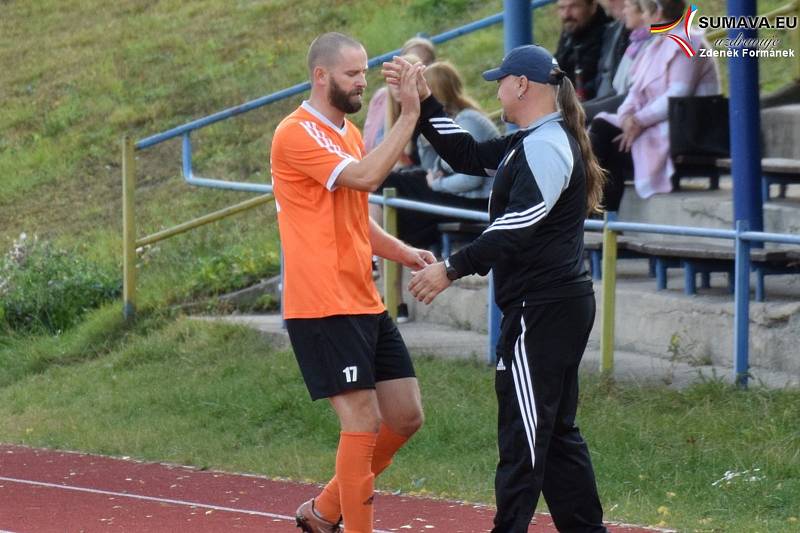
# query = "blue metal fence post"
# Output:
<box><xmin>488</xmin><ymin>272</ymin><xmax>501</xmax><ymax>365</ymax></box>
<box><xmin>504</xmin><ymin>0</ymin><xmax>533</xmax><ymax>52</ymax></box>
<box><xmin>733</xmin><ymin>220</ymin><xmax>751</xmax><ymax>388</ymax></box>
<box><xmin>728</xmin><ymin>0</ymin><xmax>763</xmax><ymax>234</ymax></box>
<box><xmin>488</xmin><ymin>1</ymin><xmax>531</xmax><ymax>365</ymax></box>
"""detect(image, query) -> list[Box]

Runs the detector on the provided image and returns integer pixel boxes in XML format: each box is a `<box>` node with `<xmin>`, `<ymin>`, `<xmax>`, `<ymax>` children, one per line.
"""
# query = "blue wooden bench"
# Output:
<box><xmin>716</xmin><ymin>157</ymin><xmax>800</xmax><ymax>201</ymax></box>
<box><xmin>583</xmin><ymin>232</ymin><xmax>654</xmax><ymax>280</ymax></box>
<box><xmin>437</xmin><ymin>222</ymin><xmax>487</xmax><ymax>258</ymax></box>
<box><xmin>623</xmin><ymin>240</ymin><xmax>796</xmax><ymax>301</ymax></box>
<box><xmin>671</xmin><ymin>155</ymin><xmax>721</xmax><ymax>191</ymax></box>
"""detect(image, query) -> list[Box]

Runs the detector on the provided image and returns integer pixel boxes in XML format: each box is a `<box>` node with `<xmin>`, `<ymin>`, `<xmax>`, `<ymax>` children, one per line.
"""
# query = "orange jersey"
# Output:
<box><xmin>270</xmin><ymin>101</ymin><xmax>384</xmax><ymax>319</ymax></box>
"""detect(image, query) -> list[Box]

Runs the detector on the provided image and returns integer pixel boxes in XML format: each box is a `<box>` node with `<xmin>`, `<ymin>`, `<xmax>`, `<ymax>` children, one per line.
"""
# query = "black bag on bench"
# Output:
<box><xmin>669</xmin><ymin>95</ymin><xmax>730</xmax><ymax>158</ymax></box>
<box><xmin>668</xmin><ymin>95</ymin><xmax>730</xmax><ymax>190</ymax></box>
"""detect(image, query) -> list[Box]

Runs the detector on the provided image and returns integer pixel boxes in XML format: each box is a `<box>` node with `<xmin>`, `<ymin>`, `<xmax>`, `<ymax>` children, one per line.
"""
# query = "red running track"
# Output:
<box><xmin>0</xmin><ymin>444</ymin><xmax>669</xmax><ymax>532</ymax></box>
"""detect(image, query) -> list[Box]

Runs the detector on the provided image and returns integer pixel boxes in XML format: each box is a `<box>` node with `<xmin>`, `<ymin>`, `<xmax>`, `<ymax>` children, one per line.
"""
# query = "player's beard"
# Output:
<box><xmin>329</xmin><ymin>78</ymin><xmax>363</xmax><ymax>114</ymax></box>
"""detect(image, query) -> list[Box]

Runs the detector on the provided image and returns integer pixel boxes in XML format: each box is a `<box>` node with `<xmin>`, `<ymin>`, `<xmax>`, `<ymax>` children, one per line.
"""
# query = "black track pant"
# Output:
<box><xmin>492</xmin><ymin>295</ymin><xmax>607</xmax><ymax>533</ymax></box>
<box><xmin>589</xmin><ymin>118</ymin><xmax>633</xmax><ymax>213</ymax></box>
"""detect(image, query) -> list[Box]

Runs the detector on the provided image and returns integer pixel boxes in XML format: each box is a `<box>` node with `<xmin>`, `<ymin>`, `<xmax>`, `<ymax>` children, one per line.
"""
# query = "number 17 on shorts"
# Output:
<box><xmin>342</xmin><ymin>366</ymin><xmax>359</xmax><ymax>383</ymax></box>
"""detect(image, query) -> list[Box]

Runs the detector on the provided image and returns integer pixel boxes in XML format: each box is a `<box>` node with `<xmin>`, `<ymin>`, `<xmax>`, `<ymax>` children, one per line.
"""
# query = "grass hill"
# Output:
<box><xmin>1</xmin><ymin>0</ymin><xmax>793</xmax><ymax>306</ymax></box>
<box><xmin>2</xmin><ymin>0</ymin><xmax>521</xmax><ymax>308</ymax></box>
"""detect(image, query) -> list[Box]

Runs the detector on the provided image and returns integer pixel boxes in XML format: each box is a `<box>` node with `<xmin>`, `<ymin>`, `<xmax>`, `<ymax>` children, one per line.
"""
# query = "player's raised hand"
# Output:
<box><xmin>398</xmin><ymin>60</ymin><xmax>424</xmax><ymax>117</ymax></box>
<box><xmin>381</xmin><ymin>57</ymin><xmax>404</xmax><ymax>86</ymax></box>
<box><xmin>383</xmin><ymin>56</ymin><xmax>430</xmax><ymax>100</ymax></box>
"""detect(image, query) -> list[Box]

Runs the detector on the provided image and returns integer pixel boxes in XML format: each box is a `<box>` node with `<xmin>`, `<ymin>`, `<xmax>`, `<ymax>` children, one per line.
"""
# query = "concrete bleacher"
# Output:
<box><xmin>762</xmin><ymin>104</ymin><xmax>800</xmax><ymax>161</ymax></box>
<box><xmin>621</xmin><ymin>103</ymin><xmax>800</xmax><ymax>237</ymax></box>
<box><xmin>405</xmin><ymin>104</ymin><xmax>800</xmax><ymax>382</ymax></box>
<box><xmin>405</xmin><ymin>161</ymin><xmax>800</xmax><ymax>380</ymax></box>
<box><xmin>406</xmin><ymin>260</ymin><xmax>800</xmax><ymax>372</ymax></box>
<box><xmin>210</xmin><ymin>104</ymin><xmax>800</xmax><ymax>386</ymax></box>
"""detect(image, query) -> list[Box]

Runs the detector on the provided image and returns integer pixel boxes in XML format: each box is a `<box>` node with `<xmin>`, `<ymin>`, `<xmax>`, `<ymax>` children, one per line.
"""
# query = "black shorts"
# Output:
<box><xmin>286</xmin><ymin>312</ymin><xmax>416</xmax><ymax>401</ymax></box>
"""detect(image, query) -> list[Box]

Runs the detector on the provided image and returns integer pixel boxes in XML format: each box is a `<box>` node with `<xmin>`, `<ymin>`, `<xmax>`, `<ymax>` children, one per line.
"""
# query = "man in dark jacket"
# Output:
<box><xmin>554</xmin><ymin>0</ymin><xmax>610</xmax><ymax>100</ymax></box>
<box><xmin>594</xmin><ymin>0</ymin><xmax>630</xmax><ymax>100</ymax></box>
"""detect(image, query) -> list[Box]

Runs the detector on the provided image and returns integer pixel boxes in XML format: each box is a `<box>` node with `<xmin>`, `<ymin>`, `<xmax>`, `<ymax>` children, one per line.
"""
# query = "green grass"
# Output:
<box><xmin>1</xmin><ymin>315</ymin><xmax>799</xmax><ymax>531</ymax></box>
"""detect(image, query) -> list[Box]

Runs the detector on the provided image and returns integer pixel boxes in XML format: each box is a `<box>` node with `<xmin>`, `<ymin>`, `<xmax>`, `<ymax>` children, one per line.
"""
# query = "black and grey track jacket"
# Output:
<box><xmin>418</xmin><ymin>96</ymin><xmax>593</xmax><ymax>311</ymax></box>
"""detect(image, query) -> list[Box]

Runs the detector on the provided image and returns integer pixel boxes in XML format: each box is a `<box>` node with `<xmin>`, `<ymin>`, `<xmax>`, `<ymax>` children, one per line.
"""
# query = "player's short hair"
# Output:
<box><xmin>307</xmin><ymin>32</ymin><xmax>364</xmax><ymax>77</ymax></box>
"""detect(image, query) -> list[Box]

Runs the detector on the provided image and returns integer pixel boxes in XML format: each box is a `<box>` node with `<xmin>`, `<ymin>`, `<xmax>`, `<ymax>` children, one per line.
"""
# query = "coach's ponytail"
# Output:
<box><xmin>553</xmin><ymin>69</ymin><xmax>606</xmax><ymax>215</ymax></box>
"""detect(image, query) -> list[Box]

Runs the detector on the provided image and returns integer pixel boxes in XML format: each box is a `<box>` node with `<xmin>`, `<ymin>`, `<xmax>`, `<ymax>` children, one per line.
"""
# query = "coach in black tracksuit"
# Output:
<box><xmin>397</xmin><ymin>45</ymin><xmax>609</xmax><ymax>532</ymax></box>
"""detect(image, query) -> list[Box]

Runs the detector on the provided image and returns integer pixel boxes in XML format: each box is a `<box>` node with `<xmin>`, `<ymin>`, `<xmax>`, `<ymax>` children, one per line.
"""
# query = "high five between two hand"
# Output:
<box><xmin>382</xmin><ymin>56</ymin><xmax>431</xmax><ymax>101</ymax></box>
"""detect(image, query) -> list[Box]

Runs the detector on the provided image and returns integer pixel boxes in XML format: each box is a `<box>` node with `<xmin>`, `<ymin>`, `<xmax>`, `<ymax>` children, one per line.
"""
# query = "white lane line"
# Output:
<box><xmin>0</xmin><ymin>476</ymin><xmax>393</xmax><ymax>532</ymax></box>
<box><xmin>0</xmin><ymin>475</ymin><xmax>291</xmax><ymax>519</ymax></box>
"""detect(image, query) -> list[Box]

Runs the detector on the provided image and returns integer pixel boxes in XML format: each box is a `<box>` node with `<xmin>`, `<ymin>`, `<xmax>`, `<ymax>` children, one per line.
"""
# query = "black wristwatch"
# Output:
<box><xmin>444</xmin><ymin>258</ymin><xmax>460</xmax><ymax>281</ymax></box>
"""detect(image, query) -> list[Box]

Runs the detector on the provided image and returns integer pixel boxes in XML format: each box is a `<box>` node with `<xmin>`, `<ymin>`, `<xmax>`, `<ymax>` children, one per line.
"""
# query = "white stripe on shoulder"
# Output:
<box><xmin>429</xmin><ymin>117</ymin><xmax>454</xmax><ymax>123</ymax></box>
<box><xmin>491</xmin><ymin>202</ymin><xmax>546</xmax><ymax>225</ymax></box>
<box><xmin>484</xmin><ymin>210</ymin><xmax>546</xmax><ymax>233</ymax></box>
<box><xmin>438</xmin><ymin>129</ymin><xmax>469</xmax><ymax>136</ymax></box>
<box><xmin>300</xmin><ymin>121</ymin><xmax>355</xmax><ymax>164</ymax></box>
<box><xmin>436</xmin><ymin>124</ymin><xmax>466</xmax><ymax>133</ymax></box>
<box><xmin>488</xmin><ymin>207</ymin><xmax>546</xmax><ymax>229</ymax></box>
<box><xmin>433</xmin><ymin>124</ymin><xmax>466</xmax><ymax>132</ymax></box>
<box><xmin>307</xmin><ymin>122</ymin><xmax>349</xmax><ymax>159</ymax></box>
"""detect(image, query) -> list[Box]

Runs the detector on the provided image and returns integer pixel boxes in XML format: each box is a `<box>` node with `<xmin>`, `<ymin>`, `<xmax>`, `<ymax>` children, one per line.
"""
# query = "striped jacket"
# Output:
<box><xmin>418</xmin><ymin>96</ymin><xmax>593</xmax><ymax>310</ymax></box>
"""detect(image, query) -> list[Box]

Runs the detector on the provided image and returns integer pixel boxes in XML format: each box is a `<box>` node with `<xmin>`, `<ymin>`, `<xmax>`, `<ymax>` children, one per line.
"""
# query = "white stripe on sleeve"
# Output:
<box><xmin>327</xmin><ymin>157</ymin><xmax>356</xmax><ymax>190</ymax></box>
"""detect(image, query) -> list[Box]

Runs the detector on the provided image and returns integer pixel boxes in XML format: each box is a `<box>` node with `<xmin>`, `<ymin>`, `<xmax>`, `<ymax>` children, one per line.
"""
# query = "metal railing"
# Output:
<box><xmin>378</xmin><ymin>197</ymin><xmax>800</xmax><ymax>390</ymax></box>
<box><xmin>122</xmin><ymin>0</ymin><xmax>800</xmax><ymax>387</ymax></box>
<box><xmin>122</xmin><ymin>0</ymin><xmax>557</xmax><ymax>319</ymax></box>
<box><xmin>598</xmin><ymin>215</ymin><xmax>800</xmax><ymax>389</ymax></box>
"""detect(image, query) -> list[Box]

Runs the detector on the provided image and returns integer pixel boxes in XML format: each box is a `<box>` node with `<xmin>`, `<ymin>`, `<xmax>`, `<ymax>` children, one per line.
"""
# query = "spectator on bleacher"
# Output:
<box><xmin>373</xmin><ymin>61</ymin><xmax>500</xmax><ymax>246</ymax></box>
<box><xmin>363</xmin><ymin>36</ymin><xmax>436</xmax><ymax>154</ymax></box>
<box><xmin>583</xmin><ymin>0</ymin><xmax>653</xmax><ymax>121</ymax></box>
<box><xmin>590</xmin><ymin>0</ymin><xmax>720</xmax><ymax>211</ymax></box>
<box><xmin>368</xmin><ymin>51</ymin><xmax>426</xmax><ymax>324</ymax></box>
<box><xmin>418</xmin><ymin>61</ymin><xmax>502</xmax><ymax>199</ymax></box>
<box><xmin>366</xmin><ymin>52</ymin><xmax>424</xmax><ymax>238</ymax></box>
<box><xmin>387</xmin><ymin>44</ymin><xmax>609</xmax><ymax>532</ymax></box>
<box><xmin>554</xmin><ymin>0</ymin><xmax>611</xmax><ymax>101</ymax></box>
<box><xmin>372</xmin><ymin>61</ymin><xmax>500</xmax><ymax>322</ymax></box>
<box><xmin>593</xmin><ymin>0</ymin><xmax>630</xmax><ymax>101</ymax></box>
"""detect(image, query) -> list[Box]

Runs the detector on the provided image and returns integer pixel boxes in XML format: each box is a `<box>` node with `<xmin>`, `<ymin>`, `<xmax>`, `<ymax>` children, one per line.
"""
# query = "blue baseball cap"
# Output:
<box><xmin>482</xmin><ymin>44</ymin><xmax>561</xmax><ymax>84</ymax></box>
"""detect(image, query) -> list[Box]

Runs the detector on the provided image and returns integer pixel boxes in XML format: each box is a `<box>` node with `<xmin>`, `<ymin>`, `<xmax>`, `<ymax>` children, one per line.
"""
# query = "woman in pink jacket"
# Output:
<box><xmin>590</xmin><ymin>0</ymin><xmax>720</xmax><ymax>211</ymax></box>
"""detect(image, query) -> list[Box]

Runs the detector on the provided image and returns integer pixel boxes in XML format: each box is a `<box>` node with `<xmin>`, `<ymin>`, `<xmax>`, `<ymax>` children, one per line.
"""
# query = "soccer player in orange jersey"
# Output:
<box><xmin>270</xmin><ymin>33</ymin><xmax>435</xmax><ymax>533</ymax></box>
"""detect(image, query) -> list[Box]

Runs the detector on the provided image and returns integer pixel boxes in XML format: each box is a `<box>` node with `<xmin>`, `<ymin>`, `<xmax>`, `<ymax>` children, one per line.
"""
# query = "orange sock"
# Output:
<box><xmin>315</xmin><ymin>424</ymin><xmax>409</xmax><ymax>524</ymax></box>
<box><xmin>333</xmin><ymin>431</ymin><xmax>377</xmax><ymax>533</ymax></box>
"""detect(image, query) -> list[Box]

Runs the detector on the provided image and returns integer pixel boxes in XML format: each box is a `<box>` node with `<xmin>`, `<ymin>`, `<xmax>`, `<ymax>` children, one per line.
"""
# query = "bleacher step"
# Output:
<box><xmin>619</xmin><ymin>184</ymin><xmax>800</xmax><ymax>242</ymax></box>
<box><xmin>197</xmin><ymin>313</ymin><xmax>799</xmax><ymax>388</ymax></box>
<box><xmin>404</xmin><ymin>266</ymin><xmax>800</xmax><ymax>376</ymax></box>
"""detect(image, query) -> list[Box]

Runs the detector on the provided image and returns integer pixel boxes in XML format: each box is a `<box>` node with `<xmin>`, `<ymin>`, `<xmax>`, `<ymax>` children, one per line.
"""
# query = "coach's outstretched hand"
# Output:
<box><xmin>408</xmin><ymin>261</ymin><xmax>451</xmax><ymax>305</ymax></box>
<box><xmin>383</xmin><ymin>56</ymin><xmax>431</xmax><ymax>101</ymax></box>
